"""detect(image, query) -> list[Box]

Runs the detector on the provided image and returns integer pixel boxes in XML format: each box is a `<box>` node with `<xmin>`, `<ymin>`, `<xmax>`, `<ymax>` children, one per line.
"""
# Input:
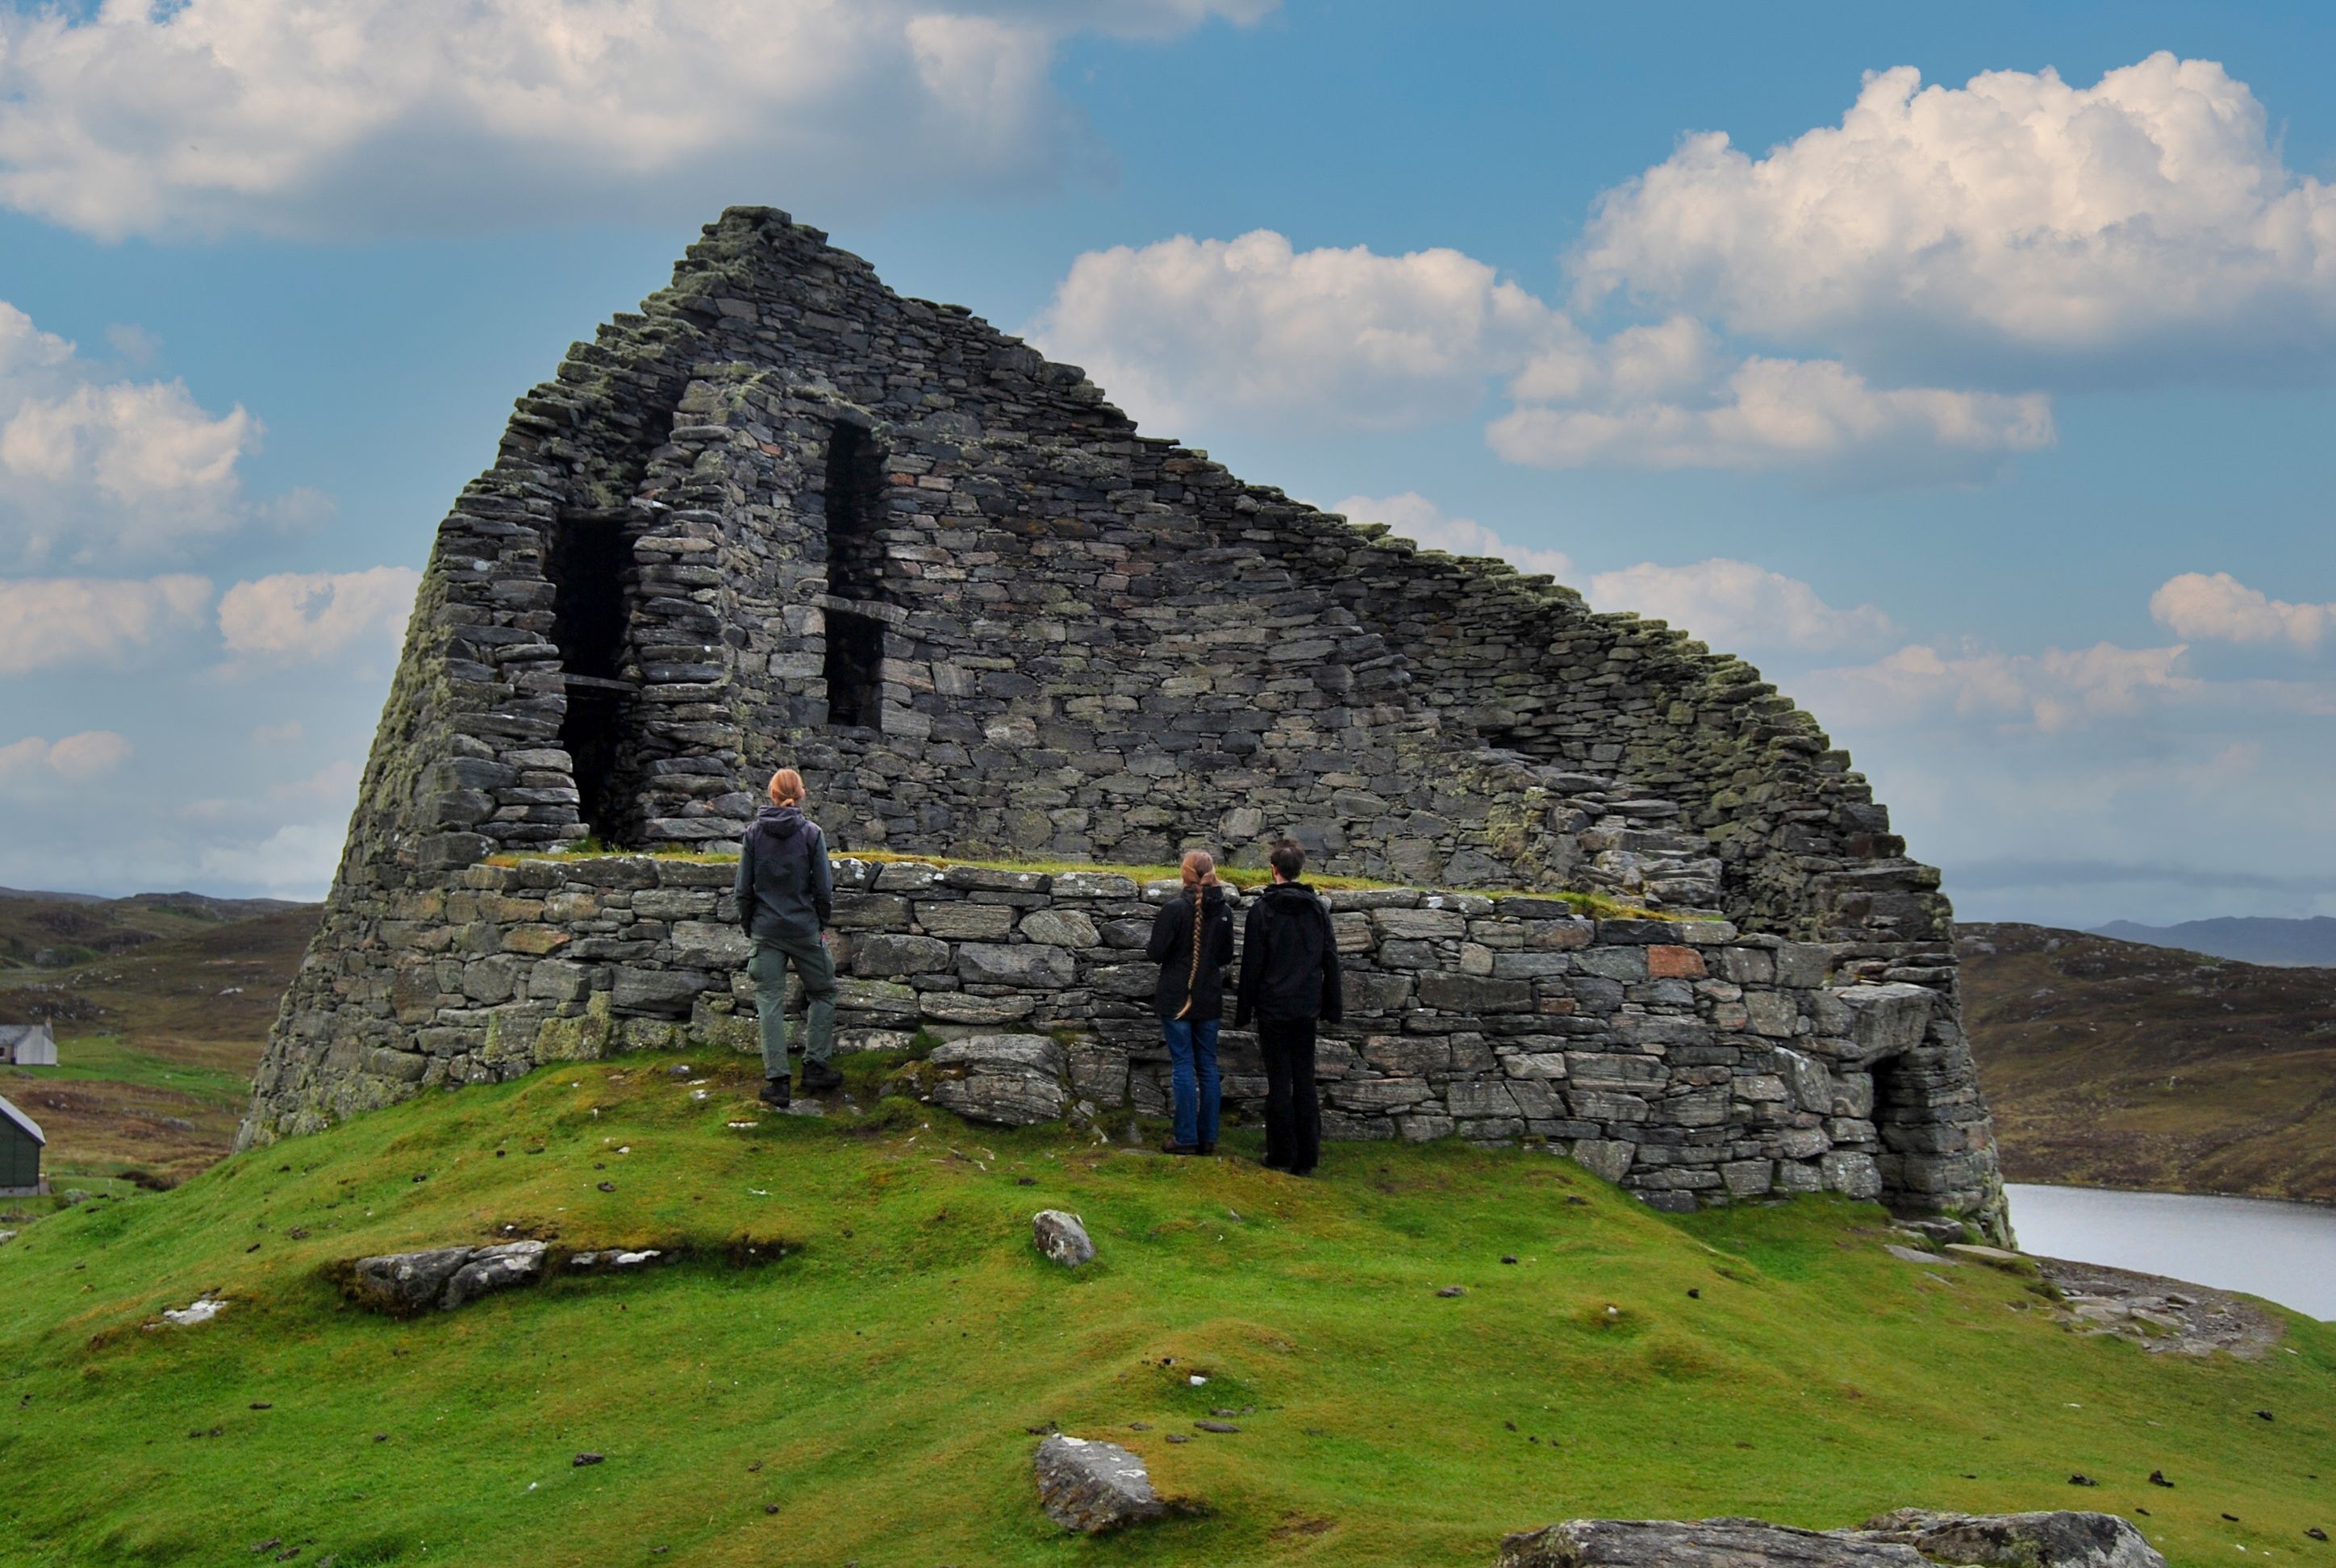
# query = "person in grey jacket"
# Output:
<box><xmin>734</xmin><ymin>768</ymin><xmax>839</xmax><ymax>1106</ymax></box>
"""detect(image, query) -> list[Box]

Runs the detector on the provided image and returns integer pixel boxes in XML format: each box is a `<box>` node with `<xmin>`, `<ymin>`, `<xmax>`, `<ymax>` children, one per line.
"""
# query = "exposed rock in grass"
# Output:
<box><xmin>2036</xmin><ymin>1257</ymin><xmax>2281</xmax><ymax>1357</ymax></box>
<box><xmin>1032</xmin><ymin>1210</ymin><xmax>1095</xmax><ymax>1267</ymax></box>
<box><xmin>1495</xmin><ymin>1511</ymin><xmax>2166</xmax><ymax>1568</ymax></box>
<box><xmin>344</xmin><ymin>1241</ymin><xmax>546</xmax><ymax>1315</ymax></box>
<box><xmin>1032</xmin><ymin>1433</ymin><xmax>1166</xmax><ymax>1534</ymax></box>
<box><xmin>1861</xmin><ymin>1508</ymin><xmax>2167</xmax><ymax>1568</ymax></box>
<box><xmin>159</xmin><ymin>1295</ymin><xmax>227</xmax><ymax>1327</ymax></box>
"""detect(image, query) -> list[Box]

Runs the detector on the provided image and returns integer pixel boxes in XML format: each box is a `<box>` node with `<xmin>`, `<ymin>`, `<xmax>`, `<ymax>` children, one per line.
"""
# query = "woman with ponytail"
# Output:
<box><xmin>1146</xmin><ymin>849</ymin><xmax>1236</xmax><ymax>1156</ymax></box>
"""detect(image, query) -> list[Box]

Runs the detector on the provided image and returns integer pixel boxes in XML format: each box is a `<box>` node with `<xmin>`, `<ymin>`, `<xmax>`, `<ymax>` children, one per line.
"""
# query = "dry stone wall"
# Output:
<box><xmin>244</xmin><ymin>204</ymin><xmax>1999</xmax><ymax>1236</ymax></box>
<box><xmin>247</xmin><ymin>854</ymin><xmax>2002</xmax><ymax>1233</ymax></box>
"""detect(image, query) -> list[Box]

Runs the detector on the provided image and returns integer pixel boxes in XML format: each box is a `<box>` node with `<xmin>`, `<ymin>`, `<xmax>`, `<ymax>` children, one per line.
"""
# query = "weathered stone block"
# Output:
<box><xmin>957</xmin><ymin>943</ymin><xmax>1075</xmax><ymax>986</ymax></box>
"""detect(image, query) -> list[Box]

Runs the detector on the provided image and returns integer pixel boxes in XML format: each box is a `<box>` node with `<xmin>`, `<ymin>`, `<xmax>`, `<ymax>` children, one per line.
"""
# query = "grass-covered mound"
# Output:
<box><xmin>0</xmin><ymin>1053</ymin><xmax>2328</xmax><ymax>1566</ymax></box>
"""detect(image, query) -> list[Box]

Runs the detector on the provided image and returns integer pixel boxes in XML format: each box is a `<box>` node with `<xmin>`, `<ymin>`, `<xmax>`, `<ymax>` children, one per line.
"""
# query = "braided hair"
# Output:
<box><xmin>1174</xmin><ymin>849</ymin><xmax>1218</xmax><ymax>1020</ymax></box>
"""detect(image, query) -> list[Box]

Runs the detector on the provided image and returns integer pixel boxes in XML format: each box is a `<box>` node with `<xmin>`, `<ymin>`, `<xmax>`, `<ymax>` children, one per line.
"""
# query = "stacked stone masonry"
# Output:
<box><xmin>248</xmin><ymin>854</ymin><xmax>2001</xmax><ymax>1229</ymax></box>
<box><xmin>242</xmin><ymin>205</ymin><xmax>2000</xmax><ymax>1236</ymax></box>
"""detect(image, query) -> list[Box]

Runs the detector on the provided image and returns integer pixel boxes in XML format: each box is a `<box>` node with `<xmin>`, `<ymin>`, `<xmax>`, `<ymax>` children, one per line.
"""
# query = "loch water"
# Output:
<box><xmin>2004</xmin><ymin>1183</ymin><xmax>2336</xmax><ymax>1320</ymax></box>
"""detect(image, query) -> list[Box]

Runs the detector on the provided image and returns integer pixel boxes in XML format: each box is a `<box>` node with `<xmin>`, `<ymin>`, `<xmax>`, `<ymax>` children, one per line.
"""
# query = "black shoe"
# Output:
<box><xmin>757</xmin><ymin>1077</ymin><xmax>791</xmax><ymax>1107</ymax></box>
<box><xmin>1262</xmin><ymin>1158</ymin><xmax>1291</xmax><ymax>1172</ymax></box>
<box><xmin>1197</xmin><ymin>1141</ymin><xmax>1217</xmax><ymax>1156</ymax></box>
<box><xmin>1288</xmin><ymin>1166</ymin><xmax>1316</xmax><ymax>1178</ymax></box>
<box><xmin>1162</xmin><ymin>1141</ymin><xmax>1200</xmax><ymax>1157</ymax></box>
<box><xmin>800</xmin><ymin>1059</ymin><xmax>845</xmax><ymax>1094</ymax></box>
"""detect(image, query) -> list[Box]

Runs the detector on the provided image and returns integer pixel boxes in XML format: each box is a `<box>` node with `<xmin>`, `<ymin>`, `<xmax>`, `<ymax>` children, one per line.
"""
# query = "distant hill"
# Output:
<box><xmin>0</xmin><ymin>890</ymin><xmax>321</xmax><ymax>1183</ymax></box>
<box><xmin>1958</xmin><ymin>922</ymin><xmax>2336</xmax><ymax>1205</ymax></box>
<box><xmin>2093</xmin><ymin>915</ymin><xmax>2336</xmax><ymax>968</ymax></box>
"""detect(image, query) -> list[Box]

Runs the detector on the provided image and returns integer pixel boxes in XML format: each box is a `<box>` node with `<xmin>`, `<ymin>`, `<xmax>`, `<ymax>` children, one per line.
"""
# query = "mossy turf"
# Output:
<box><xmin>1</xmin><ymin>1055</ymin><xmax>2329</xmax><ymax>1567</ymax></box>
<box><xmin>485</xmin><ymin>845</ymin><xmax>1679</xmax><ymax>918</ymax></box>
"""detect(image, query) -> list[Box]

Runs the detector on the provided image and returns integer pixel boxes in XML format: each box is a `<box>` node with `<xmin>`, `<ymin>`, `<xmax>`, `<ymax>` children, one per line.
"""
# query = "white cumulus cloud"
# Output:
<box><xmin>0</xmin><ymin>729</ymin><xmax>132</xmax><ymax>787</ymax></box>
<box><xmin>0</xmin><ymin>573</ymin><xmax>212</xmax><ymax>676</ymax></box>
<box><xmin>1804</xmin><ymin>640</ymin><xmax>2196</xmax><ymax>733</ymax></box>
<box><xmin>2150</xmin><ymin>570</ymin><xmax>2331</xmax><ymax>649</ymax></box>
<box><xmin>0</xmin><ymin>0</ymin><xmax>1275</xmax><ymax>240</ymax></box>
<box><xmin>1585</xmin><ymin>558</ymin><xmax>1895</xmax><ymax>653</ymax></box>
<box><xmin>1574</xmin><ymin>52</ymin><xmax>2336</xmax><ymax>381</ymax></box>
<box><xmin>1327</xmin><ymin>492</ymin><xmax>1573</xmax><ymax>581</ymax></box>
<box><xmin>1491</xmin><ymin>355</ymin><xmax>2053</xmax><ymax>481</ymax></box>
<box><xmin>1027</xmin><ymin>230</ymin><xmax>1557</xmax><ymax>432</ymax></box>
<box><xmin>0</xmin><ymin>300</ymin><xmax>267</xmax><ymax>563</ymax></box>
<box><xmin>218</xmin><ymin>566</ymin><xmax>421</xmax><ymax>661</ymax></box>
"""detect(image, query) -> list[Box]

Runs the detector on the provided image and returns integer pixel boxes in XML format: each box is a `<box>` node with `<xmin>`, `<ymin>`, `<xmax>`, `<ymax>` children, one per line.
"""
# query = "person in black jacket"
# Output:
<box><xmin>733</xmin><ymin>768</ymin><xmax>839</xmax><ymax>1107</ymax></box>
<box><xmin>1146</xmin><ymin>849</ymin><xmax>1236</xmax><ymax>1156</ymax></box>
<box><xmin>1234</xmin><ymin>838</ymin><xmax>1342</xmax><ymax>1176</ymax></box>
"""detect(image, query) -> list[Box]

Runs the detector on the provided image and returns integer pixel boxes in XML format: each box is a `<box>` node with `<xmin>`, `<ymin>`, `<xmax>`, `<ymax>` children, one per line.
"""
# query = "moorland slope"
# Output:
<box><xmin>1958</xmin><ymin>924</ymin><xmax>2336</xmax><ymax>1204</ymax></box>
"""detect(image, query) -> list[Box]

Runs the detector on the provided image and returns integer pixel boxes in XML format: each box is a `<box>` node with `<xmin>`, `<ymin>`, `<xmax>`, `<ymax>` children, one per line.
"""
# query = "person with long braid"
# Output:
<box><xmin>1146</xmin><ymin>849</ymin><xmax>1236</xmax><ymax>1156</ymax></box>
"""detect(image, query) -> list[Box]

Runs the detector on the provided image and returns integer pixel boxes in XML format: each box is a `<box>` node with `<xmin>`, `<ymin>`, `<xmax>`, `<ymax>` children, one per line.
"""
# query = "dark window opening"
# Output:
<box><xmin>824</xmin><ymin>608</ymin><xmax>887</xmax><ymax>730</ymax></box>
<box><xmin>549</xmin><ymin>515</ymin><xmax>633</xmax><ymax>840</ymax></box>
<box><xmin>823</xmin><ymin>419</ymin><xmax>891</xmax><ymax>603</ymax></box>
<box><xmin>820</xmin><ymin>419</ymin><xmax>891</xmax><ymax>732</ymax></box>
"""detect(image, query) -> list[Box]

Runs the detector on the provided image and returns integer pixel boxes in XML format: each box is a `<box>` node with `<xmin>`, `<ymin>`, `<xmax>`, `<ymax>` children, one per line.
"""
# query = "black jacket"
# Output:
<box><xmin>1146</xmin><ymin>885</ymin><xmax>1236</xmax><ymax>1022</ymax></box>
<box><xmin>1235</xmin><ymin>880</ymin><xmax>1343</xmax><ymax>1027</ymax></box>
<box><xmin>734</xmin><ymin>804</ymin><xmax>833</xmax><ymax>942</ymax></box>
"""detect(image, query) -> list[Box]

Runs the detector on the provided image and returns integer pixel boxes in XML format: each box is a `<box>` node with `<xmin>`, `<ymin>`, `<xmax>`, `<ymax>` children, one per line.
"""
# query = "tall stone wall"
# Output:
<box><xmin>246</xmin><ymin>205</ymin><xmax>1997</xmax><ymax>1233</ymax></box>
<box><xmin>246</xmin><ymin>853</ymin><xmax>2002</xmax><ymax>1234</ymax></box>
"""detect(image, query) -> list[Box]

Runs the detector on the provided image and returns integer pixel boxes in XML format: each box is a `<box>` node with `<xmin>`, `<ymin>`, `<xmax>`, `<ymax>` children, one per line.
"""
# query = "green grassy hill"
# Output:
<box><xmin>1</xmin><ymin>1050</ymin><xmax>2329</xmax><ymax>1566</ymax></box>
<box><xmin>1958</xmin><ymin>923</ymin><xmax>2336</xmax><ymax>1203</ymax></box>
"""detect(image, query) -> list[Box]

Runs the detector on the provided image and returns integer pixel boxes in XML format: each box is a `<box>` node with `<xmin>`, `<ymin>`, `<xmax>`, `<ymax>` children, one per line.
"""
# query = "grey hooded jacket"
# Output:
<box><xmin>734</xmin><ymin>804</ymin><xmax>834</xmax><ymax>943</ymax></box>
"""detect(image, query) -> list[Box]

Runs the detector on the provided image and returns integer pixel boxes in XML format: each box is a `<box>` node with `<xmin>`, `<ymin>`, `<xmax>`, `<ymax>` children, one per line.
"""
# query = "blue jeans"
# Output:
<box><xmin>1163</xmin><ymin>1017</ymin><xmax>1221</xmax><ymax>1148</ymax></box>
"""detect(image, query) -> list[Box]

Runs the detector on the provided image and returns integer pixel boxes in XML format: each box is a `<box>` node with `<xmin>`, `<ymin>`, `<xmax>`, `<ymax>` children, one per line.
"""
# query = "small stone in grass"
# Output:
<box><xmin>597</xmin><ymin>1182</ymin><xmax>615</xmax><ymax>1193</ymax></box>
<box><xmin>2150</xmin><ymin>1470</ymin><xmax>2175</xmax><ymax>1487</ymax></box>
<box><xmin>251</xmin><ymin>1540</ymin><xmax>281</xmax><ymax>1554</ymax></box>
<box><xmin>1195</xmin><ymin>1420</ymin><xmax>1239</xmax><ymax>1433</ymax></box>
<box><xmin>1500</xmin><ymin>1255</ymin><xmax>1518</xmax><ymax>1265</ymax></box>
<box><xmin>2304</xmin><ymin>1527</ymin><xmax>2326</xmax><ymax>1541</ymax></box>
<box><xmin>373</xmin><ymin>1433</ymin><xmax>387</xmax><ymax>1442</ymax></box>
<box><xmin>747</xmin><ymin>1460</ymin><xmax>762</xmax><ymax>1472</ymax></box>
<box><xmin>2223</xmin><ymin>1515</ymin><xmax>2241</xmax><ymax>1524</ymax></box>
<box><xmin>1688</xmin><ymin>1288</ymin><xmax>1701</xmax><ymax>1299</ymax></box>
<box><xmin>2070</xmin><ymin>1474</ymin><xmax>2099</xmax><ymax>1487</ymax></box>
<box><xmin>1128</xmin><ymin>1422</ymin><xmax>1151</xmax><ymax>1431</ymax></box>
<box><xmin>1165</xmin><ymin>1432</ymin><xmax>1190</xmax><ymax>1444</ymax></box>
<box><xmin>1016</xmin><ymin>1176</ymin><xmax>1037</xmax><ymax>1186</ymax></box>
<box><xmin>2256</xmin><ymin>1410</ymin><xmax>2274</xmax><ymax>1421</ymax></box>
<box><xmin>573</xmin><ymin>1452</ymin><xmax>605</xmax><ymax>1467</ymax></box>
<box><xmin>1437</xmin><ymin>1285</ymin><xmax>1466</xmax><ymax>1298</ymax></box>
<box><xmin>1210</xmin><ymin>1407</ymin><xmax>1238</xmax><ymax>1418</ymax></box>
<box><xmin>764</xmin><ymin>1503</ymin><xmax>779</xmax><ymax>1516</ymax></box>
<box><xmin>250</xmin><ymin>1402</ymin><xmax>273</xmax><ymax>1410</ymax></box>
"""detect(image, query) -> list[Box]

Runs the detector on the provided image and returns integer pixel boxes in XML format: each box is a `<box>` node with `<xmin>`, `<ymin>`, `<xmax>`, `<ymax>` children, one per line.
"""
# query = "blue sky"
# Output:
<box><xmin>1</xmin><ymin>0</ymin><xmax>2330</xmax><ymax>926</ymax></box>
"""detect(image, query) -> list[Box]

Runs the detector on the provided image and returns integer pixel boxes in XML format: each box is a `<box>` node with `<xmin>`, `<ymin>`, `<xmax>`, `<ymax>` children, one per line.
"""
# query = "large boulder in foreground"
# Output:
<box><xmin>927</xmin><ymin>1034</ymin><xmax>1071</xmax><ymax>1126</ymax></box>
<box><xmin>345</xmin><ymin>1241</ymin><xmax>547</xmax><ymax>1314</ymax></box>
<box><xmin>1861</xmin><ymin>1510</ymin><xmax>2166</xmax><ymax>1568</ymax></box>
<box><xmin>1497</xmin><ymin>1512</ymin><xmax>2164</xmax><ymax>1568</ymax></box>
<box><xmin>1032</xmin><ymin>1433</ymin><xmax>1166</xmax><ymax>1534</ymax></box>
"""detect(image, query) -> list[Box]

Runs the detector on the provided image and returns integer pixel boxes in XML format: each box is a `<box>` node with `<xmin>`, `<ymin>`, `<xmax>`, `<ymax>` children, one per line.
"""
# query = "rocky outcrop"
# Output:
<box><xmin>1032</xmin><ymin>1433</ymin><xmax>1165</xmax><ymax>1533</ymax></box>
<box><xmin>1498</xmin><ymin>1512</ymin><xmax>2164</xmax><ymax>1568</ymax></box>
<box><xmin>344</xmin><ymin>1241</ymin><xmax>547</xmax><ymax>1314</ymax></box>
<box><xmin>1032</xmin><ymin>1211</ymin><xmax>1095</xmax><ymax>1268</ymax></box>
<box><xmin>1862</xmin><ymin>1509</ymin><xmax>2166</xmax><ymax>1568</ymax></box>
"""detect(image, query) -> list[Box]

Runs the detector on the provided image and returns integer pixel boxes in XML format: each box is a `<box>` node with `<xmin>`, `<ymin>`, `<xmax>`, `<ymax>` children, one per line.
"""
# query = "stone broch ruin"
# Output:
<box><xmin>241</xmin><ymin>206</ymin><xmax>2006</xmax><ymax>1239</ymax></box>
